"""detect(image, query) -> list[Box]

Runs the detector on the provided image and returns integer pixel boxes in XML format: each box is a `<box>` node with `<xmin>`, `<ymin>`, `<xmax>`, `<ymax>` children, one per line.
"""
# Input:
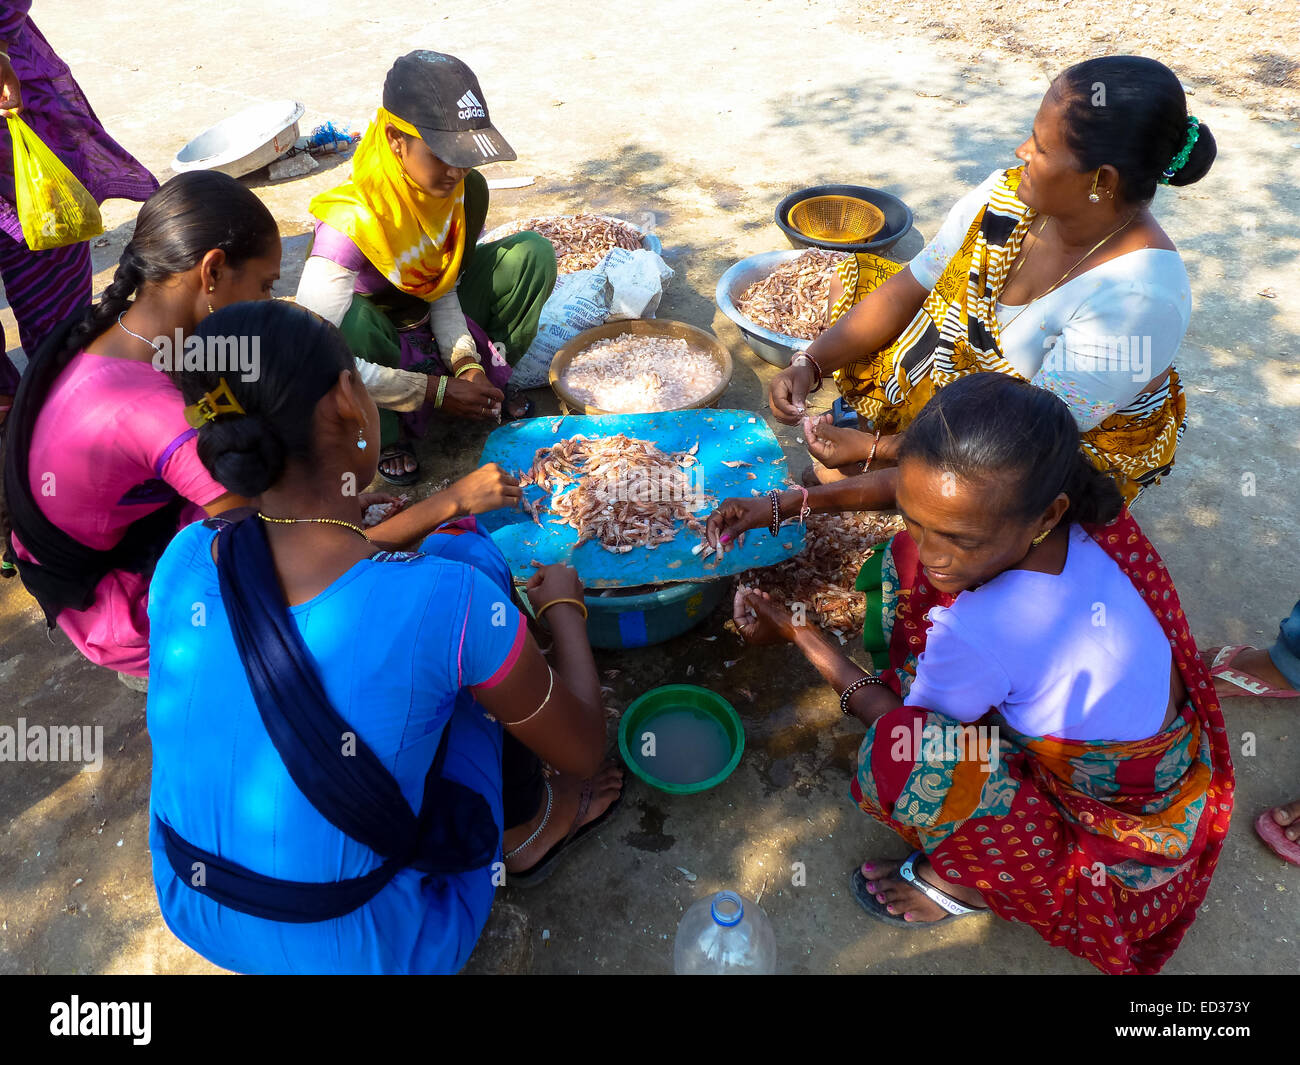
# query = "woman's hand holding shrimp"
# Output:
<box><xmin>769</xmin><ymin>361</ymin><xmax>816</xmax><ymax>424</ymax></box>
<box><xmin>525</xmin><ymin>562</ymin><xmax>585</xmax><ymax>617</ymax></box>
<box><xmin>706</xmin><ymin>496</ymin><xmax>769</xmax><ymax>553</ymax></box>
<box><xmin>448</xmin><ymin>463</ymin><xmax>521</xmax><ymax>516</ymax></box>
<box><xmin>732</xmin><ymin>586</ymin><xmax>796</xmax><ymax>646</ymax></box>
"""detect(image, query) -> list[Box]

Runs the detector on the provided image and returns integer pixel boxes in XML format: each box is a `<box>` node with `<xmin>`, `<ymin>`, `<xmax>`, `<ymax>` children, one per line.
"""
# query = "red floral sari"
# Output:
<box><xmin>850</xmin><ymin>510</ymin><xmax>1235</xmax><ymax>974</ymax></box>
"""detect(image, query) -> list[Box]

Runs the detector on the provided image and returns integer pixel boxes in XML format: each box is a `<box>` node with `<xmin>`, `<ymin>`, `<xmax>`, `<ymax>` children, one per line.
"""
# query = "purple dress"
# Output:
<box><xmin>0</xmin><ymin>2</ymin><xmax>159</xmax><ymax>395</ymax></box>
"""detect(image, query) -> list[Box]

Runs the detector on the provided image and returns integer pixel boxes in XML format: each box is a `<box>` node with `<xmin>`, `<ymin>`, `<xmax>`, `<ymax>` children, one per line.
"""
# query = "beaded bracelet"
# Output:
<box><xmin>840</xmin><ymin>673</ymin><xmax>885</xmax><ymax>715</ymax></box>
<box><xmin>768</xmin><ymin>488</ymin><xmax>783</xmax><ymax>536</ymax></box>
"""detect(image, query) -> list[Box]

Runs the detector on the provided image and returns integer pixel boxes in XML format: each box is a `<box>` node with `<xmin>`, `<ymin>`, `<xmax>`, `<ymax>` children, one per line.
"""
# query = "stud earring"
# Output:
<box><xmin>1088</xmin><ymin>171</ymin><xmax>1101</xmax><ymax>204</ymax></box>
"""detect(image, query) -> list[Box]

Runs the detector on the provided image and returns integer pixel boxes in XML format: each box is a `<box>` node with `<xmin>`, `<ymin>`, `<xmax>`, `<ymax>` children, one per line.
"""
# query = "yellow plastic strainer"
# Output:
<box><xmin>788</xmin><ymin>194</ymin><xmax>884</xmax><ymax>244</ymax></box>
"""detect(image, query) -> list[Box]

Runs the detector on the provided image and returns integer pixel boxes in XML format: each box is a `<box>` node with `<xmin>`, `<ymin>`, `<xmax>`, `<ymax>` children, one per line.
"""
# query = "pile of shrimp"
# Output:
<box><xmin>520</xmin><ymin>434</ymin><xmax>712</xmax><ymax>553</ymax></box>
<box><xmin>734</xmin><ymin>511</ymin><xmax>903</xmax><ymax>640</ymax></box>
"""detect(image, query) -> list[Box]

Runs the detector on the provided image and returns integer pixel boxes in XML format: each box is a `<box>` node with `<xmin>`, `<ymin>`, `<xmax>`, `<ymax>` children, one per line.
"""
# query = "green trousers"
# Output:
<box><xmin>341</xmin><ymin>230</ymin><xmax>557</xmax><ymax>447</ymax></box>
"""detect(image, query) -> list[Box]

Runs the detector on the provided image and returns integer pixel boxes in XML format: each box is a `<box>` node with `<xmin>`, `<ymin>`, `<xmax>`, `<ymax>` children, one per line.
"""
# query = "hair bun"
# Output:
<box><xmin>197</xmin><ymin>413</ymin><xmax>286</xmax><ymax>497</ymax></box>
<box><xmin>1064</xmin><ymin>454</ymin><xmax>1124</xmax><ymax>525</ymax></box>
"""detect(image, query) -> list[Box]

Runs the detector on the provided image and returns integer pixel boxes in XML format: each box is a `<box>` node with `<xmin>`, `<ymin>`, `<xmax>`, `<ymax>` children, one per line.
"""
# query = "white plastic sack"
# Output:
<box><xmin>602</xmin><ymin>247</ymin><xmax>674</xmax><ymax>321</ymax></box>
<box><xmin>510</xmin><ymin>269</ymin><xmax>610</xmax><ymax>389</ymax></box>
<box><xmin>510</xmin><ymin>246</ymin><xmax>673</xmax><ymax>389</ymax></box>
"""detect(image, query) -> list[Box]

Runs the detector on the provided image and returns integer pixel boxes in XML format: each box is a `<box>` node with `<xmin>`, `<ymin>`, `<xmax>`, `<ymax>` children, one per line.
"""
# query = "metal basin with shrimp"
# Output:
<box><xmin>715</xmin><ymin>251</ymin><xmax>822</xmax><ymax>368</ymax></box>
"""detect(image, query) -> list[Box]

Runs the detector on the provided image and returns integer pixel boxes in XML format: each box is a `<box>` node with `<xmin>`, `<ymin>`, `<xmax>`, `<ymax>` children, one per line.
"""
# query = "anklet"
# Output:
<box><xmin>504</xmin><ymin>777</ymin><xmax>553</xmax><ymax>860</ymax></box>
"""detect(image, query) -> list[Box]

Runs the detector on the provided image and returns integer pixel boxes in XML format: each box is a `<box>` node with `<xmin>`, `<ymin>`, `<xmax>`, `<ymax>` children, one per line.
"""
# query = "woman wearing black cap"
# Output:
<box><xmin>297</xmin><ymin>50</ymin><xmax>556</xmax><ymax>485</ymax></box>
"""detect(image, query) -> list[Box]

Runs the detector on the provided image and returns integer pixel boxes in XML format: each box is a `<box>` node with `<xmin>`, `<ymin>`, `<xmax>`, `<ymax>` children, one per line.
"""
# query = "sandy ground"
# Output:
<box><xmin>1</xmin><ymin>0</ymin><xmax>1297</xmax><ymax>975</ymax></box>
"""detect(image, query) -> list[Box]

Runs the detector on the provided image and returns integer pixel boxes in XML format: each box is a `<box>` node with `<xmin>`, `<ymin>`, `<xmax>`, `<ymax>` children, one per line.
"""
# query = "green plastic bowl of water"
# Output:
<box><xmin>618</xmin><ymin>684</ymin><xmax>744</xmax><ymax>795</ymax></box>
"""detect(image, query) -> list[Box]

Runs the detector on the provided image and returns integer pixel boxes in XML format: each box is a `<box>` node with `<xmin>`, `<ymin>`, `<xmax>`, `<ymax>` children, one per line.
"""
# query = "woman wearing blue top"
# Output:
<box><xmin>146</xmin><ymin>302</ymin><xmax>621</xmax><ymax>974</ymax></box>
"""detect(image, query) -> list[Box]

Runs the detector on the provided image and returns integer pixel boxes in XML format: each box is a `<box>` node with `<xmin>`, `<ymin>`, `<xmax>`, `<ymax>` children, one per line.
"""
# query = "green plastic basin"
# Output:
<box><xmin>618</xmin><ymin>684</ymin><xmax>744</xmax><ymax>795</ymax></box>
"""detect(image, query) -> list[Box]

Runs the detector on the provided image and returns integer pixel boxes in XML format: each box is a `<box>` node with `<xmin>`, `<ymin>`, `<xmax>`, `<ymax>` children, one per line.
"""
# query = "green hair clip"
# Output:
<box><xmin>1159</xmin><ymin>116</ymin><xmax>1200</xmax><ymax>184</ymax></box>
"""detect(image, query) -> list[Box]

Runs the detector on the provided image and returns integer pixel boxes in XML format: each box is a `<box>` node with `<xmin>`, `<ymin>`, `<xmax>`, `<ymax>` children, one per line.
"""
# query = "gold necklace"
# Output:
<box><xmin>1000</xmin><ymin>210</ymin><xmax>1139</xmax><ymax>333</ymax></box>
<box><xmin>257</xmin><ymin>512</ymin><xmax>372</xmax><ymax>542</ymax></box>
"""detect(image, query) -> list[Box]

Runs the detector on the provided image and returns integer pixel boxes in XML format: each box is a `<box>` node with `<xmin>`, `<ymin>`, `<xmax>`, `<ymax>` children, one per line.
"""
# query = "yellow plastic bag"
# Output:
<box><xmin>7</xmin><ymin>114</ymin><xmax>103</xmax><ymax>251</ymax></box>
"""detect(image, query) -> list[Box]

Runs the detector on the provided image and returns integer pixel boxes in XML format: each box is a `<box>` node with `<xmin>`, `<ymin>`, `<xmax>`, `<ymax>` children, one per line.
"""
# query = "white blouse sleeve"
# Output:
<box><xmin>428</xmin><ymin>288</ymin><xmax>479</xmax><ymax>366</ymax></box>
<box><xmin>908</xmin><ymin>170</ymin><xmax>1005</xmax><ymax>291</ymax></box>
<box><xmin>1031</xmin><ymin>273</ymin><xmax>1189</xmax><ymax>431</ymax></box>
<box><xmin>295</xmin><ymin>256</ymin><xmax>429</xmax><ymax>412</ymax></box>
<box><xmin>295</xmin><ymin>255</ymin><xmax>360</xmax><ymax>327</ymax></box>
<box><xmin>903</xmin><ymin>606</ymin><xmax>1010</xmax><ymax>722</ymax></box>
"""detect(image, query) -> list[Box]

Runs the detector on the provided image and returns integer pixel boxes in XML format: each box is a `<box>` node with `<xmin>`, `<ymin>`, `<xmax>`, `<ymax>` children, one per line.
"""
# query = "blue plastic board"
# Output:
<box><xmin>477</xmin><ymin>410</ymin><xmax>805</xmax><ymax>588</ymax></box>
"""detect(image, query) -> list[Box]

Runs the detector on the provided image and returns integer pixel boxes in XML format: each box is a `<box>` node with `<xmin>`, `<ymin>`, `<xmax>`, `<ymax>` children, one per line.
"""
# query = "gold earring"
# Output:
<box><xmin>207</xmin><ymin>302</ymin><xmax>215</xmax><ymax>315</ymax></box>
<box><xmin>1032</xmin><ymin>529</ymin><xmax>1051</xmax><ymax>546</ymax></box>
<box><xmin>1088</xmin><ymin>171</ymin><xmax>1101</xmax><ymax>204</ymax></box>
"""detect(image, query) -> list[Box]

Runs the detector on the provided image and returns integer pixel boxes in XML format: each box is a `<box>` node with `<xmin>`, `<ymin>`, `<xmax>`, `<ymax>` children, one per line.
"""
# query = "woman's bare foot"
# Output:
<box><xmin>860</xmin><ymin>856</ymin><xmax>987</xmax><ymax>923</ymax></box>
<box><xmin>503</xmin><ymin>762</ymin><xmax>624</xmax><ymax>873</ymax></box>
<box><xmin>802</xmin><ymin>458</ymin><xmax>859</xmax><ymax>487</ymax></box>
<box><xmin>803</xmin><ymin>414</ymin><xmax>873</xmax><ymax>469</ymax></box>
<box><xmin>1205</xmin><ymin>645</ymin><xmax>1298</xmax><ymax>698</ymax></box>
<box><xmin>1266</xmin><ymin>799</ymin><xmax>1300</xmax><ymax>844</ymax></box>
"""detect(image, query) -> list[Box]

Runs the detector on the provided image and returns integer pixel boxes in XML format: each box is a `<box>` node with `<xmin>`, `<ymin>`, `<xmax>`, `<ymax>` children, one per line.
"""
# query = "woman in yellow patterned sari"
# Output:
<box><xmin>771</xmin><ymin>56</ymin><xmax>1216</xmax><ymax>507</ymax></box>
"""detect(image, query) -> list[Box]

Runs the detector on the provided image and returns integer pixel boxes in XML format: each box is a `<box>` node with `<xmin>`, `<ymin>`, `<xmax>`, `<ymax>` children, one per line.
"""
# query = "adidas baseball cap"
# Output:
<box><xmin>382</xmin><ymin>50</ymin><xmax>516</xmax><ymax>168</ymax></box>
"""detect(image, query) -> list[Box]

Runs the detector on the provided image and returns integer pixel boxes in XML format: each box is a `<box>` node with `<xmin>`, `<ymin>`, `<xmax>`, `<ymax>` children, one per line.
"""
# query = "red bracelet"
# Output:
<box><xmin>796</xmin><ymin>484</ymin><xmax>810</xmax><ymax>525</ymax></box>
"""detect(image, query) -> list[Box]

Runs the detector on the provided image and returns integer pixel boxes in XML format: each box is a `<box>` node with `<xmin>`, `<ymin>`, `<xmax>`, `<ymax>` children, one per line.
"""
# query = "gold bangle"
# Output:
<box><xmin>536</xmin><ymin>597</ymin><xmax>588</xmax><ymax>622</ymax></box>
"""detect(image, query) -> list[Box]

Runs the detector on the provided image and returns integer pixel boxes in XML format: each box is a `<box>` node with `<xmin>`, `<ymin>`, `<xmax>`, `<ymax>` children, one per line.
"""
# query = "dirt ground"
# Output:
<box><xmin>1</xmin><ymin>0</ymin><xmax>1297</xmax><ymax>976</ymax></box>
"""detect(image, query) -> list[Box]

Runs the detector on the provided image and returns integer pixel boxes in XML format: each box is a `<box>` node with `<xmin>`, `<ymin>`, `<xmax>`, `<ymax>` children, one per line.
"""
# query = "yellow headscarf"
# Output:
<box><xmin>309</xmin><ymin>108</ymin><xmax>466</xmax><ymax>301</ymax></box>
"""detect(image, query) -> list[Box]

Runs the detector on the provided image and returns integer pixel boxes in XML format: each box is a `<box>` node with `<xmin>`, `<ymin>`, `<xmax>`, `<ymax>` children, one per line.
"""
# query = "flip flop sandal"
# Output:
<box><xmin>851</xmin><ymin>850</ymin><xmax>988</xmax><ymax>928</ymax></box>
<box><xmin>377</xmin><ymin>443</ymin><xmax>420</xmax><ymax>487</ymax></box>
<box><xmin>506</xmin><ymin>777</ymin><xmax>622</xmax><ymax>889</ymax></box>
<box><xmin>1207</xmin><ymin>645</ymin><xmax>1300</xmax><ymax>699</ymax></box>
<box><xmin>1255</xmin><ymin>809</ymin><xmax>1300</xmax><ymax>866</ymax></box>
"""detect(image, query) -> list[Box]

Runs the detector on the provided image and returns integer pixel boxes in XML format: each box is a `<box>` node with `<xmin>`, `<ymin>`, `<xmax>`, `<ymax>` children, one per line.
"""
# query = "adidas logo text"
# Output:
<box><xmin>457</xmin><ymin>90</ymin><xmax>486</xmax><ymax>120</ymax></box>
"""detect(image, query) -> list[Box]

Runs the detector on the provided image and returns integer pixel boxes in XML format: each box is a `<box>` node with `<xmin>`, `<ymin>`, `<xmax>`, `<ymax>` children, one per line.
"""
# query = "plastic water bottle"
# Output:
<box><xmin>673</xmin><ymin>890</ymin><xmax>776</xmax><ymax>974</ymax></box>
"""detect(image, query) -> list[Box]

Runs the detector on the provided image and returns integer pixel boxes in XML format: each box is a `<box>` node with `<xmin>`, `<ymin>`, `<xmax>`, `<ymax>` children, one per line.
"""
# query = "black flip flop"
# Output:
<box><xmin>507</xmin><ymin>780</ymin><xmax>622</xmax><ymax>889</ymax></box>
<box><xmin>377</xmin><ymin>442</ymin><xmax>420</xmax><ymax>487</ymax></box>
